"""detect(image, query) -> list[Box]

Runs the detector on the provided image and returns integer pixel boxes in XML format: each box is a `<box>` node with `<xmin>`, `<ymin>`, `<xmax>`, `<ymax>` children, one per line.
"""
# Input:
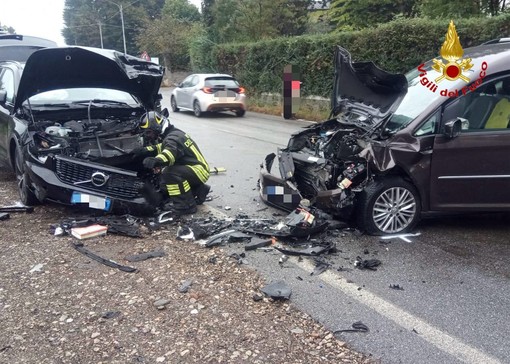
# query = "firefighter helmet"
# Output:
<box><xmin>139</xmin><ymin>111</ymin><xmax>169</xmax><ymax>135</ymax></box>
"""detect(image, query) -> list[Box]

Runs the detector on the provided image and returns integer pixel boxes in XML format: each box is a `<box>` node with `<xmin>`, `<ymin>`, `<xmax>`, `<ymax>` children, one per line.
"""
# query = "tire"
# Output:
<box><xmin>235</xmin><ymin>109</ymin><xmax>246</xmax><ymax>117</ymax></box>
<box><xmin>193</xmin><ymin>100</ymin><xmax>202</xmax><ymax>117</ymax></box>
<box><xmin>170</xmin><ymin>96</ymin><xmax>179</xmax><ymax>112</ymax></box>
<box><xmin>14</xmin><ymin>148</ymin><xmax>39</xmax><ymax>206</ymax></box>
<box><xmin>356</xmin><ymin>177</ymin><xmax>420</xmax><ymax>235</ymax></box>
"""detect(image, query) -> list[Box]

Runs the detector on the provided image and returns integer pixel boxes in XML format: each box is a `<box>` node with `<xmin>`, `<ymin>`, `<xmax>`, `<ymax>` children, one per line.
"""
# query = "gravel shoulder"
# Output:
<box><xmin>0</xmin><ymin>168</ymin><xmax>372</xmax><ymax>364</ymax></box>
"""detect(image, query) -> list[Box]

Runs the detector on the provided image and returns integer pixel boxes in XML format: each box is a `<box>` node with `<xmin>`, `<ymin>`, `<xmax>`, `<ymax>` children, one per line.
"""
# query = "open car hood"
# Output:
<box><xmin>15</xmin><ymin>46</ymin><xmax>164</xmax><ymax>110</ymax></box>
<box><xmin>332</xmin><ymin>46</ymin><xmax>408</xmax><ymax>122</ymax></box>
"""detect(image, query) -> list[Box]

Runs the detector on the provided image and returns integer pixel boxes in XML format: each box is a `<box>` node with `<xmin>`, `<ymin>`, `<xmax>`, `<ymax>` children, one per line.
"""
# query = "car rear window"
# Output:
<box><xmin>205</xmin><ymin>77</ymin><xmax>239</xmax><ymax>88</ymax></box>
<box><xmin>0</xmin><ymin>46</ymin><xmax>45</xmax><ymax>62</ymax></box>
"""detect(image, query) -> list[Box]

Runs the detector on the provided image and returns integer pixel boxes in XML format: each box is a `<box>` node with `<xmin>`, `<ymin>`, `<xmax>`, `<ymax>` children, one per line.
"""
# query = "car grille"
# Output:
<box><xmin>56</xmin><ymin>159</ymin><xmax>143</xmax><ymax>199</ymax></box>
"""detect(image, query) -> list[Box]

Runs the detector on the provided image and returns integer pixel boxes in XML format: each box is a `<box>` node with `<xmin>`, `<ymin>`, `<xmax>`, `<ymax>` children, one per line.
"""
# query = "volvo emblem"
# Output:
<box><xmin>91</xmin><ymin>171</ymin><xmax>109</xmax><ymax>187</ymax></box>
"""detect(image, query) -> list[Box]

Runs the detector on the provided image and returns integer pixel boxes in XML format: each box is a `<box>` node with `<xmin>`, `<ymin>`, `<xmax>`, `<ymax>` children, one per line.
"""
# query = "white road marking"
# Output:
<box><xmin>296</xmin><ymin>258</ymin><xmax>502</xmax><ymax>364</ymax></box>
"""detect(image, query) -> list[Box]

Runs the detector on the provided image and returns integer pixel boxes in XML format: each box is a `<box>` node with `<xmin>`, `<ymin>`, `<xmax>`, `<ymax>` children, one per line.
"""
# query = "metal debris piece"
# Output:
<box><xmin>333</xmin><ymin>321</ymin><xmax>370</xmax><ymax>334</ymax></box>
<box><xmin>389</xmin><ymin>284</ymin><xmax>404</xmax><ymax>290</ymax></box>
<box><xmin>244</xmin><ymin>238</ymin><xmax>272</xmax><ymax>251</ymax></box>
<box><xmin>354</xmin><ymin>256</ymin><xmax>381</xmax><ymax>271</ymax></box>
<box><xmin>157</xmin><ymin>211</ymin><xmax>175</xmax><ymax>224</ymax></box>
<box><xmin>72</xmin><ymin>242</ymin><xmax>137</xmax><ymax>273</ymax></box>
<box><xmin>260</xmin><ymin>281</ymin><xmax>292</xmax><ymax>300</ymax></box>
<box><xmin>125</xmin><ymin>250</ymin><xmax>166</xmax><ymax>262</ymax></box>
<box><xmin>275</xmin><ymin>242</ymin><xmax>336</xmax><ymax>256</ymax></box>
<box><xmin>0</xmin><ymin>212</ymin><xmax>10</xmax><ymax>221</ymax></box>
<box><xmin>177</xmin><ymin>225</ymin><xmax>195</xmax><ymax>240</ymax></box>
<box><xmin>311</xmin><ymin>259</ymin><xmax>330</xmax><ymax>276</ymax></box>
<box><xmin>0</xmin><ymin>205</ymin><xmax>34</xmax><ymax>213</ymax></box>
<box><xmin>224</xmin><ymin>206</ymin><xmax>232</xmax><ymax>211</ymax></box>
<box><xmin>204</xmin><ymin>229</ymin><xmax>238</xmax><ymax>247</ymax></box>
<box><xmin>279</xmin><ymin>255</ymin><xmax>289</xmax><ymax>265</ymax></box>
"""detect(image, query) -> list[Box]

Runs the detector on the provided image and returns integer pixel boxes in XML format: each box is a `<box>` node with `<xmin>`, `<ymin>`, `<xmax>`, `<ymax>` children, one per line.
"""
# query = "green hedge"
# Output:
<box><xmin>190</xmin><ymin>15</ymin><xmax>510</xmax><ymax>98</ymax></box>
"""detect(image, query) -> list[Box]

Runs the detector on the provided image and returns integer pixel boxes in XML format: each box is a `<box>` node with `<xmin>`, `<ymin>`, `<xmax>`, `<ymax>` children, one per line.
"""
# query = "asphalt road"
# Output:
<box><xmin>161</xmin><ymin>87</ymin><xmax>510</xmax><ymax>364</ymax></box>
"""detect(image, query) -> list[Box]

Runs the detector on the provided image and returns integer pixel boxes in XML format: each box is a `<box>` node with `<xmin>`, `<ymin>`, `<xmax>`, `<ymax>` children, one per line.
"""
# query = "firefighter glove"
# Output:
<box><xmin>143</xmin><ymin>157</ymin><xmax>164</xmax><ymax>169</ymax></box>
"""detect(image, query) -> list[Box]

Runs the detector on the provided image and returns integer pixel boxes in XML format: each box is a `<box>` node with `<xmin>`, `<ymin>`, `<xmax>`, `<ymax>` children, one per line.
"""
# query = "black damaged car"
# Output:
<box><xmin>0</xmin><ymin>46</ymin><xmax>164</xmax><ymax>214</ymax></box>
<box><xmin>260</xmin><ymin>42</ymin><xmax>510</xmax><ymax>235</ymax></box>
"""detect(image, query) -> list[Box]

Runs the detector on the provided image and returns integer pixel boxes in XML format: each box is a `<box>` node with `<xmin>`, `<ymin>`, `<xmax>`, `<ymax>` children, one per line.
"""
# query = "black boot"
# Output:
<box><xmin>193</xmin><ymin>184</ymin><xmax>211</xmax><ymax>205</ymax></box>
<box><xmin>162</xmin><ymin>191</ymin><xmax>197</xmax><ymax>215</ymax></box>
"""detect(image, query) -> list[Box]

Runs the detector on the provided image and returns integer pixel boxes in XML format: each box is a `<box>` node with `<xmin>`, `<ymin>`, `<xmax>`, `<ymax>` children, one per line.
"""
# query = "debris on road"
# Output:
<box><xmin>0</xmin><ymin>212</ymin><xmax>9</xmax><ymax>221</ymax></box>
<box><xmin>125</xmin><ymin>250</ymin><xmax>166</xmax><ymax>262</ymax></box>
<box><xmin>0</xmin><ymin>204</ymin><xmax>34</xmax><ymax>213</ymax></box>
<box><xmin>71</xmin><ymin>242</ymin><xmax>137</xmax><ymax>273</ymax></box>
<box><xmin>261</xmin><ymin>281</ymin><xmax>292</xmax><ymax>300</ymax></box>
<box><xmin>354</xmin><ymin>256</ymin><xmax>382</xmax><ymax>271</ymax></box>
<box><xmin>334</xmin><ymin>321</ymin><xmax>370</xmax><ymax>334</ymax></box>
<box><xmin>389</xmin><ymin>284</ymin><xmax>404</xmax><ymax>290</ymax></box>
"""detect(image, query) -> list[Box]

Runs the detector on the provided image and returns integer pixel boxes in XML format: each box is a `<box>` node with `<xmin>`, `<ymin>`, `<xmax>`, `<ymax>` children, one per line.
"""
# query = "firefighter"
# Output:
<box><xmin>133</xmin><ymin>110</ymin><xmax>210</xmax><ymax>215</ymax></box>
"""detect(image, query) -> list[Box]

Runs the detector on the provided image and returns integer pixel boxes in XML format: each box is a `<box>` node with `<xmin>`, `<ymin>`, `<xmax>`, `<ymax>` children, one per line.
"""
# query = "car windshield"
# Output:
<box><xmin>384</xmin><ymin>66</ymin><xmax>442</xmax><ymax>133</ymax></box>
<box><xmin>205</xmin><ymin>77</ymin><xmax>239</xmax><ymax>87</ymax></box>
<box><xmin>26</xmin><ymin>88</ymin><xmax>139</xmax><ymax>106</ymax></box>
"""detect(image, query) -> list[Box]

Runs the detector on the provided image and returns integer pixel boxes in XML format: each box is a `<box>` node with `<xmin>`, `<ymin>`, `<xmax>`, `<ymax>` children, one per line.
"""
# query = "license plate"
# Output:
<box><xmin>71</xmin><ymin>192</ymin><xmax>112</xmax><ymax>211</ymax></box>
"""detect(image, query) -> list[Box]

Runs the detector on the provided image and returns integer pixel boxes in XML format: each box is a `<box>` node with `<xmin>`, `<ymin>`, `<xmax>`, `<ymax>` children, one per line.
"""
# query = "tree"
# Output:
<box><xmin>329</xmin><ymin>0</ymin><xmax>418</xmax><ymax>30</ymax></box>
<box><xmin>162</xmin><ymin>0</ymin><xmax>201</xmax><ymax>22</ymax></box>
<box><xmin>63</xmin><ymin>0</ymin><xmax>164</xmax><ymax>54</ymax></box>
<box><xmin>0</xmin><ymin>23</ymin><xmax>16</xmax><ymax>34</ymax></box>
<box><xmin>420</xmin><ymin>0</ymin><xmax>508</xmax><ymax>18</ymax></box>
<box><xmin>201</xmin><ymin>0</ymin><xmax>215</xmax><ymax>27</ymax></box>
<box><xmin>210</xmin><ymin>0</ymin><xmax>313</xmax><ymax>43</ymax></box>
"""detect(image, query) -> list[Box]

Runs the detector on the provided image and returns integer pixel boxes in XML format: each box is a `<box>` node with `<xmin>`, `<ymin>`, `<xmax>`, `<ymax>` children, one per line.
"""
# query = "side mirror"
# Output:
<box><xmin>444</xmin><ymin>118</ymin><xmax>462</xmax><ymax>139</ymax></box>
<box><xmin>177</xmin><ymin>82</ymin><xmax>183</xmax><ymax>88</ymax></box>
<box><xmin>161</xmin><ymin>108</ymin><xmax>169</xmax><ymax>118</ymax></box>
<box><xmin>0</xmin><ymin>90</ymin><xmax>6</xmax><ymax>103</ymax></box>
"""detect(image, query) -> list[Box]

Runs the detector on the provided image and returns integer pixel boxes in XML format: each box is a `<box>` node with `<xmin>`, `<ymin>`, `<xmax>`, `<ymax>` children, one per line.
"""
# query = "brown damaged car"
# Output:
<box><xmin>259</xmin><ymin>41</ymin><xmax>510</xmax><ymax>235</ymax></box>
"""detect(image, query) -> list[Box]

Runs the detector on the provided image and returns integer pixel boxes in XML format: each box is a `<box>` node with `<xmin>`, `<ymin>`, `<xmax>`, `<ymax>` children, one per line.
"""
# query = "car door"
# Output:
<box><xmin>430</xmin><ymin>75</ymin><xmax>510</xmax><ymax>210</ymax></box>
<box><xmin>0</xmin><ymin>66</ymin><xmax>16</xmax><ymax>165</ymax></box>
<box><xmin>176</xmin><ymin>75</ymin><xmax>198</xmax><ymax>109</ymax></box>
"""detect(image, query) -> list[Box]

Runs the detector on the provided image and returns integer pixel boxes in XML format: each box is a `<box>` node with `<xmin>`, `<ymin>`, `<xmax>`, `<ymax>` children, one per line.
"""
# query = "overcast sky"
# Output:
<box><xmin>0</xmin><ymin>0</ymin><xmax>202</xmax><ymax>46</ymax></box>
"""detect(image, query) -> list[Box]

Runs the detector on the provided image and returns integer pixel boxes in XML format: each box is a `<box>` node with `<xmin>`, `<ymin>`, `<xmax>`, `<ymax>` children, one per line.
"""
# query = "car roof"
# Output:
<box><xmin>0</xmin><ymin>34</ymin><xmax>58</xmax><ymax>62</ymax></box>
<box><xmin>195</xmin><ymin>73</ymin><xmax>235</xmax><ymax>79</ymax></box>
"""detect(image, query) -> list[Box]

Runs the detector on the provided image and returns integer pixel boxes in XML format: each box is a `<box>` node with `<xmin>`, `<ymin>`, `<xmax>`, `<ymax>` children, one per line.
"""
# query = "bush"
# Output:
<box><xmin>191</xmin><ymin>15</ymin><xmax>510</xmax><ymax>98</ymax></box>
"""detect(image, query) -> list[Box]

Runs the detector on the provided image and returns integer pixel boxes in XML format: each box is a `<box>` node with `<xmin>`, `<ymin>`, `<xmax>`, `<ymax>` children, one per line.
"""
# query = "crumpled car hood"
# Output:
<box><xmin>15</xmin><ymin>46</ymin><xmax>164</xmax><ymax>110</ymax></box>
<box><xmin>332</xmin><ymin>46</ymin><xmax>408</xmax><ymax>122</ymax></box>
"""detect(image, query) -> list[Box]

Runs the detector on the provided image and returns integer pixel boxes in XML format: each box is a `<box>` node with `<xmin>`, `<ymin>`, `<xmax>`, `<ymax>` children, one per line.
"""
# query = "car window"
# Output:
<box><xmin>441</xmin><ymin>76</ymin><xmax>510</xmax><ymax>131</ymax></box>
<box><xmin>190</xmin><ymin>75</ymin><xmax>199</xmax><ymax>87</ymax></box>
<box><xmin>385</xmin><ymin>67</ymin><xmax>442</xmax><ymax>133</ymax></box>
<box><xmin>205</xmin><ymin>77</ymin><xmax>239</xmax><ymax>88</ymax></box>
<box><xmin>0</xmin><ymin>68</ymin><xmax>15</xmax><ymax>103</ymax></box>
<box><xmin>27</xmin><ymin>88</ymin><xmax>138</xmax><ymax>105</ymax></box>
<box><xmin>415</xmin><ymin>110</ymin><xmax>440</xmax><ymax>136</ymax></box>
<box><xmin>181</xmin><ymin>75</ymin><xmax>193</xmax><ymax>87</ymax></box>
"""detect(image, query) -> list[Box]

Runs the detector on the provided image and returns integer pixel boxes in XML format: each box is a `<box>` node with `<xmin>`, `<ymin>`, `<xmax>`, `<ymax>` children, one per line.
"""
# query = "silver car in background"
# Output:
<box><xmin>170</xmin><ymin>73</ymin><xmax>246</xmax><ymax>117</ymax></box>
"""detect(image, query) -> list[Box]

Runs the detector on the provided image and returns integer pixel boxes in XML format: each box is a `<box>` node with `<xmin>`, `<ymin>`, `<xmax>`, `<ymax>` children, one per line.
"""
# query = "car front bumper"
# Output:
<box><xmin>25</xmin><ymin>153</ymin><xmax>155</xmax><ymax>215</ymax></box>
<box><xmin>259</xmin><ymin>153</ymin><xmax>355</xmax><ymax>217</ymax></box>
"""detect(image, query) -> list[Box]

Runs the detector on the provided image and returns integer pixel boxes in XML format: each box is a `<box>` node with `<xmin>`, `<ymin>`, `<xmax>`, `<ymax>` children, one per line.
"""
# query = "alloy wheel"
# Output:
<box><xmin>372</xmin><ymin>186</ymin><xmax>417</xmax><ymax>234</ymax></box>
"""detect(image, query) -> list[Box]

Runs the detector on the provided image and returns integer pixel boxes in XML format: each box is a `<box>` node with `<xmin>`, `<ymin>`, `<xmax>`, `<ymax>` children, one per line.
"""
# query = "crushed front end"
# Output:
<box><xmin>259</xmin><ymin>118</ymin><xmax>370</xmax><ymax>219</ymax></box>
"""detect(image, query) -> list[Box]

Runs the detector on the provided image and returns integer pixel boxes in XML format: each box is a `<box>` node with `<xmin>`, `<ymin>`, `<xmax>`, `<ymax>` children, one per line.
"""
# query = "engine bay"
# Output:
<box><xmin>29</xmin><ymin>115</ymin><xmax>143</xmax><ymax>169</ymax></box>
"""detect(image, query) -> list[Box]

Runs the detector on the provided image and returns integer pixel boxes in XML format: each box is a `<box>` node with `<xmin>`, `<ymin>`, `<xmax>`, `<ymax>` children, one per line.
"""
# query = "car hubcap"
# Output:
<box><xmin>373</xmin><ymin>187</ymin><xmax>416</xmax><ymax>233</ymax></box>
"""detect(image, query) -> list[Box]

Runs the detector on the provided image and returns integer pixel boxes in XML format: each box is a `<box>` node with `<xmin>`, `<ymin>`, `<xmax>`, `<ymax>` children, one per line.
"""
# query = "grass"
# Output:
<box><xmin>247</xmin><ymin>93</ymin><xmax>331</xmax><ymax>122</ymax></box>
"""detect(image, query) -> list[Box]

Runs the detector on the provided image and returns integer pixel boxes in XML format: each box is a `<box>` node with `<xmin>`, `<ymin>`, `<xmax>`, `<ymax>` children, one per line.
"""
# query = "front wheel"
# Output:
<box><xmin>14</xmin><ymin>148</ymin><xmax>39</xmax><ymax>206</ymax></box>
<box><xmin>235</xmin><ymin>109</ymin><xmax>246</xmax><ymax>117</ymax></box>
<box><xmin>170</xmin><ymin>96</ymin><xmax>180</xmax><ymax>112</ymax></box>
<box><xmin>357</xmin><ymin>178</ymin><xmax>420</xmax><ymax>235</ymax></box>
<box><xmin>193</xmin><ymin>100</ymin><xmax>202</xmax><ymax>117</ymax></box>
